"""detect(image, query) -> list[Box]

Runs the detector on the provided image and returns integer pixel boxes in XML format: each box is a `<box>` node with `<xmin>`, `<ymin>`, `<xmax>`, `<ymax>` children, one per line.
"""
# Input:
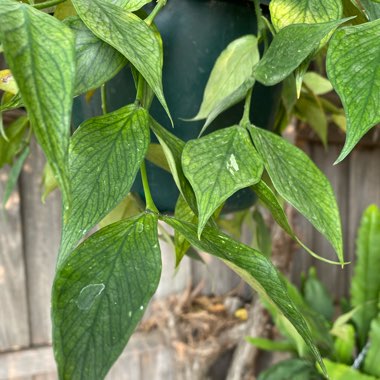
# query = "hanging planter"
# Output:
<box><xmin>73</xmin><ymin>0</ymin><xmax>281</xmax><ymax>212</ymax></box>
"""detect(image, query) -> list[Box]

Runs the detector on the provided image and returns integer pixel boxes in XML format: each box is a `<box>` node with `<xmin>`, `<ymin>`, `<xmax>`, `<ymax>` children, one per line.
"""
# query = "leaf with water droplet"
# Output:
<box><xmin>53</xmin><ymin>213</ymin><xmax>161</xmax><ymax>379</ymax></box>
<box><xmin>76</xmin><ymin>283</ymin><xmax>105</xmax><ymax>310</ymax></box>
<box><xmin>182</xmin><ymin>126</ymin><xmax>263</xmax><ymax>237</ymax></box>
<box><xmin>59</xmin><ymin>104</ymin><xmax>149</xmax><ymax>265</ymax></box>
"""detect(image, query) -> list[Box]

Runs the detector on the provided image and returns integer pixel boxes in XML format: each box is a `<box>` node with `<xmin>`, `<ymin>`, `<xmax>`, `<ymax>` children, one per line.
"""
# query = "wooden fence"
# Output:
<box><xmin>1</xmin><ymin>125</ymin><xmax>379</xmax><ymax>379</ymax></box>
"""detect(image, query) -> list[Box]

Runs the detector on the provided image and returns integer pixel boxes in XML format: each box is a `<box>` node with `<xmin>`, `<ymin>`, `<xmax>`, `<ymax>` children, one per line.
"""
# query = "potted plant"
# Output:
<box><xmin>0</xmin><ymin>0</ymin><xmax>379</xmax><ymax>378</ymax></box>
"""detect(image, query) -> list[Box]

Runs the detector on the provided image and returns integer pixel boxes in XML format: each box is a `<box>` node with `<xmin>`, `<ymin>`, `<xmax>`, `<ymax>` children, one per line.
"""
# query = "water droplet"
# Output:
<box><xmin>136</xmin><ymin>222</ymin><xmax>144</xmax><ymax>233</ymax></box>
<box><xmin>75</xmin><ymin>283</ymin><xmax>105</xmax><ymax>310</ymax></box>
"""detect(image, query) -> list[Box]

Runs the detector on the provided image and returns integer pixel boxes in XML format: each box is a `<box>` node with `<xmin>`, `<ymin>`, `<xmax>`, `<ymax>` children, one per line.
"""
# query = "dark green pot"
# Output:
<box><xmin>73</xmin><ymin>0</ymin><xmax>280</xmax><ymax>212</ymax></box>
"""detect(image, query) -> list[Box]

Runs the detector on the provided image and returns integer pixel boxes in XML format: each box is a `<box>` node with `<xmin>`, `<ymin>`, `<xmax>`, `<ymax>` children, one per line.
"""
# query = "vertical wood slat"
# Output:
<box><xmin>347</xmin><ymin>147</ymin><xmax>380</xmax><ymax>281</ymax></box>
<box><xmin>19</xmin><ymin>140</ymin><xmax>62</xmax><ymax>346</ymax></box>
<box><xmin>0</xmin><ymin>167</ymin><xmax>30</xmax><ymax>351</ymax></box>
<box><xmin>310</xmin><ymin>144</ymin><xmax>350</xmax><ymax>300</ymax></box>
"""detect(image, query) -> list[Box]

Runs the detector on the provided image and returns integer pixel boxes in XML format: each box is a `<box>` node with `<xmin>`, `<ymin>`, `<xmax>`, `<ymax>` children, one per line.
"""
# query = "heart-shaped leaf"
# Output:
<box><xmin>0</xmin><ymin>0</ymin><xmax>75</xmax><ymax>204</ymax></box>
<box><xmin>161</xmin><ymin>215</ymin><xmax>325</xmax><ymax>373</ymax></box>
<box><xmin>53</xmin><ymin>213</ymin><xmax>161</xmax><ymax>380</ymax></box>
<box><xmin>327</xmin><ymin>19</ymin><xmax>380</xmax><ymax>162</ymax></box>
<box><xmin>71</xmin><ymin>0</ymin><xmax>171</xmax><ymax>122</ymax></box>
<box><xmin>182</xmin><ymin>126</ymin><xmax>263</xmax><ymax>237</ymax></box>
<box><xmin>193</xmin><ymin>35</ymin><xmax>259</xmax><ymax>127</ymax></box>
<box><xmin>255</xmin><ymin>19</ymin><xmax>348</xmax><ymax>86</ymax></box>
<box><xmin>270</xmin><ymin>0</ymin><xmax>343</xmax><ymax>31</ymax></box>
<box><xmin>249</xmin><ymin>126</ymin><xmax>343</xmax><ymax>264</ymax></box>
<box><xmin>60</xmin><ymin>105</ymin><xmax>149</xmax><ymax>264</ymax></box>
<box><xmin>64</xmin><ymin>17</ymin><xmax>127</xmax><ymax>95</ymax></box>
<box><xmin>351</xmin><ymin>205</ymin><xmax>380</xmax><ymax>346</ymax></box>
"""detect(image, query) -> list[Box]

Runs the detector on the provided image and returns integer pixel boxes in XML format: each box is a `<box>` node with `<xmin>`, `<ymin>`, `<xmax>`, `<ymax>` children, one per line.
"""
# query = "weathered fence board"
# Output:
<box><xmin>0</xmin><ymin>168</ymin><xmax>30</xmax><ymax>352</ymax></box>
<box><xmin>19</xmin><ymin>141</ymin><xmax>61</xmax><ymax>346</ymax></box>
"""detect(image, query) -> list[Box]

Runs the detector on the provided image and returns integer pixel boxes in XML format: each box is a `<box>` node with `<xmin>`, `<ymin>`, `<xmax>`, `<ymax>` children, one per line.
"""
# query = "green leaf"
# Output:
<box><xmin>198</xmin><ymin>76</ymin><xmax>256</xmax><ymax>136</ymax></box>
<box><xmin>303</xmin><ymin>72</ymin><xmax>333</xmax><ymax>95</ymax></box>
<box><xmin>249</xmin><ymin>126</ymin><xmax>344</xmax><ymax>264</ymax></box>
<box><xmin>64</xmin><ymin>17</ymin><xmax>127</xmax><ymax>95</ymax></box>
<box><xmin>342</xmin><ymin>0</ymin><xmax>368</xmax><ymax>25</ymax></box>
<box><xmin>71</xmin><ymin>0</ymin><xmax>171</xmax><ymax>122</ymax></box>
<box><xmin>0</xmin><ymin>1</ymin><xmax>75</xmax><ymax>204</ymax></box>
<box><xmin>364</xmin><ymin>317</ymin><xmax>380</xmax><ymax>377</ymax></box>
<box><xmin>323</xmin><ymin>359</ymin><xmax>377</xmax><ymax>380</ymax></box>
<box><xmin>0</xmin><ymin>115</ymin><xmax>28</xmax><ymax>169</ymax></box>
<box><xmin>53</xmin><ymin>213</ymin><xmax>161</xmax><ymax>380</ymax></box>
<box><xmin>182</xmin><ymin>126</ymin><xmax>263</xmax><ymax>237</ymax></box>
<box><xmin>326</xmin><ymin>19</ymin><xmax>380</xmax><ymax>162</ymax></box>
<box><xmin>258</xmin><ymin>359</ymin><xmax>320</xmax><ymax>380</ymax></box>
<box><xmin>361</xmin><ymin>0</ymin><xmax>380</xmax><ymax>20</ymax></box>
<box><xmin>41</xmin><ymin>163</ymin><xmax>59</xmax><ymax>203</ymax></box>
<box><xmin>99</xmin><ymin>193</ymin><xmax>144</xmax><ymax>228</ymax></box>
<box><xmin>174</xmin><ymin>195</ymin><xmax>197</xmax><ymax>266</ymax></box>
<box><xmin>60</xmin><ymin>105</ymin><xmax>149</xmax><ymax>265</ymax></box>
<box><xmin>149</xmin><ymin>118</ymin><xmax>197</xmax><ymax>212</ymax></box>
<box><xmin>161</xmin><ymin>215</ymin><xmax>325</xmax><ymax>372</ymax></box>
<box><xmin>251</xmin><ymin>209</ymin><xmax>272</xmax><ymax>258</ymax></box>
<box><xmin>351</xmin><ymin>205</ymin><xmax>380</xmax><ymax>346</ymax></box>
<box><xmin>295</xmin><ymin>90</ymin><xmax>328</xmax><ymax>146</ymax></box>
<box><xmin>246</xmin><ymin>337</ymin><xmax>295</xmax><ymax>353</ymax></box>
<box><xmin>145</xmin><ymin>143</ymin><xmax>170</xmax><ymax>172</ymax></box>
<box><xmin>2</xmin><ymin>146</ymin><xmax>29</xmax><ymax>207</ymax></box>
<box><xmin>255</xmin><ymin>19</ymin><xmax>348</xmax><ymax>86</ymax></box>
<box><xmin>193</xmin><ymin>35</ymin><xmax>259</xmax><ymax>121</ymax></box>
<box><xmin>332</xmin><ymin>323</ymin><xmax>355</xmax><ymax>364</ymax></box>
<box><xmin>303</xmin><ymin>267</ymin><xmax>334</xmax><ymax>321</ymax></box>
<box><xmin>270</xmin><ymin>0</ymin><xmax>343</xmax><ymax>31</ymax></box>
<box><xmin>111</xmin><ymin>0</ymin><xmax>152</xmax><ymax>12</ymax></box>
<box><xmin>0</xmin><ymin>92</ymin><xmax>23</xmax><ymax>113</ymax></box>
<box><xmin>54</xmin><ymin>0</ymin><xmax>76</xmax><ymax>20</ymax></box>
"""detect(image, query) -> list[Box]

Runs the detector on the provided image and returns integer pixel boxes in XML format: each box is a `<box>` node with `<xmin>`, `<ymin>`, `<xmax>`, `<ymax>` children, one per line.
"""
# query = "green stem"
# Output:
<box><xmin>135</xmin><ymin>75</ymin><xmax>145</xmax><ymax>107</ymax></box>
<box><xmin>101</xmin><ymin>83</ymin><xmax>108</xmax><ymax>115</ymax></box>
<box><xmin>140</xmin><ymin>160</ymin><xmax>158</xmax><ymax>213</ymax></box>
<box><xmin>145</xmin><ymin>0</ymin><xmax>167</xmax><ymax>26</ymax></box>
<box><xmin>33</xmin><ymin>0</ymin><xmax>65</xmax><ymax>10</ymax></box>
<box><xmin>241</xmin><ymin>87</ymin><xmax>253</xmax><ymax>127</ymax></box>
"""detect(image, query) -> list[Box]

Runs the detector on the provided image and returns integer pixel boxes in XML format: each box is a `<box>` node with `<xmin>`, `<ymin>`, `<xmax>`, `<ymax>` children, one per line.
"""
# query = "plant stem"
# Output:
<box><xmin>145</xmin><ymin>0</ymin><xmax>167</xmax><ymax>26</ymax></box>
<box><xmin>33</xmin><ymin>0</ymin><xmax>65</xmax><ymax>10</ymax></box>
<box><xmin>241</xmin><ymin>87</ymin><xmax>253</xmax><ymax>127</ymax></box>
<box><xmin>101</xmin><ymin>83</ymin><xmax>108</xmax><ymax>115</ymax></box>
<box><xmin>140</xmin><ymin>160</ymin><xmax>158</xmax><ymax>213</ymax></box>
<box><xmin>135</xmin><ymin>74</ymin><xmax>158</xmax><ymax>212</ymax></box>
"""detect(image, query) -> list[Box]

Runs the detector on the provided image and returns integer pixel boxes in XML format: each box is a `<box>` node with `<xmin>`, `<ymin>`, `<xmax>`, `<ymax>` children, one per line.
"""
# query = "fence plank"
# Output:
<box><xmin>348</xmin><ymin>147</ymin><xmax>380</xmax><ymax>281</ymax></box>
<box><xmin>19</xmin><ymin>141</ymin><xmax>61</xmax><ymax>346</ymax></box>
<box><xmin>0</xmin><ymin>167</ymin><xmax>30</xmax><ymax>351</ymax></box>
<box><xmin>310</xmin><ymin>144</ymin><xmax>350</xmax><ymax>300</ymax></box>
